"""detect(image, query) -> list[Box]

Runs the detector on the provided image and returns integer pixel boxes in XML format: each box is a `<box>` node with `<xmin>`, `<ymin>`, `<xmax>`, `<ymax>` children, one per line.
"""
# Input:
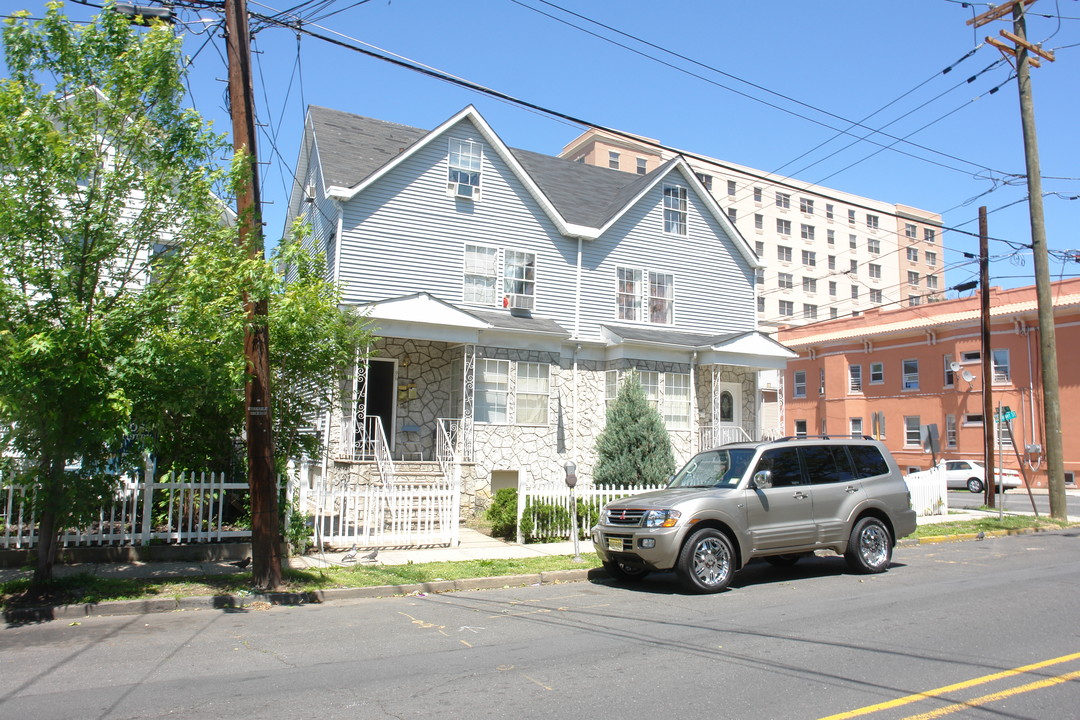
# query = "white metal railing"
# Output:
<box><xmin>313</xmin><ymin>477</ymin><xmax>459</xmax><ymax>548</ymax></box>
<box><xmin>516</xmin><ymin>482</ymin><xmax>667</xmax><ymax>544</ymax></box>
<box><xmin>698</xmin><ymin>424</ymin><xmax>754</xmax><ymax>449</ymax></box>
<box><xmin>904</xmin><ymin>463</ymin><xmax>948</xmax><ymax>516</ymax></box>
<box><xmin>366</xmin><ymin>417</ymin><xmax>396</xmax><ymax>485</ymax></box>
<box><xmin>1</xmin><ymin>468</ymin><xmax>259</xmax><ymax>548</ymax></box>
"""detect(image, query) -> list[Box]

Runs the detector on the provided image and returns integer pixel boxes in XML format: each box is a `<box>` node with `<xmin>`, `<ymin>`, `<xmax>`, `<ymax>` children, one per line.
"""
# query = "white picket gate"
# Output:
<box><xmin>1</xmin><ymin>468</ymin><xmax>256</xmax><ymax>549</ymax></box>
<box><xmin>904</xmin><ymin>463</ymin><xmax>949</xmax><ymax>516</ymax></box>
<box><xmin>516</xmin><ymin>483</ymin><xmax>666</xmax><ymax>544</ymax></box>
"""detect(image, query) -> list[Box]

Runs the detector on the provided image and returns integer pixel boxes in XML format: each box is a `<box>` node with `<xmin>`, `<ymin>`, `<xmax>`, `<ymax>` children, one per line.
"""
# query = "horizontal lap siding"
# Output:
<box><xmin>578</xmin><ymin>176</ymin><xmax>756</xmax><ymax>340</ymax></box>
<box><xmin>336</xmin><ymin>119</ymin><xmax>578</xmax><ymax>324</ymax></box>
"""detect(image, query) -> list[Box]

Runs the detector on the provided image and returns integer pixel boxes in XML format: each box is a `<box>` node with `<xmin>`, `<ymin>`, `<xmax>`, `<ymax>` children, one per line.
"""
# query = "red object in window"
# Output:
<box><xmin>502</xmin><ymin>296</ymin><xmax>509</xmax><ymax>308</ymax></box>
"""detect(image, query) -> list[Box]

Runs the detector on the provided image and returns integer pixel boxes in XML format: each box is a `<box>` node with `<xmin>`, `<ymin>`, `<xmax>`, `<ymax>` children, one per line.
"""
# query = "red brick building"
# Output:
<box><xmin>778</xmin><ymin>278</ymin><xmax>1080</xmax><ymax>487</ymax></box>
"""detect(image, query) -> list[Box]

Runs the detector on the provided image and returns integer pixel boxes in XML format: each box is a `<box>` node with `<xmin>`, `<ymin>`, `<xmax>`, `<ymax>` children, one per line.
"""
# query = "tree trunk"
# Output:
<box><xmin>33</xmin><ymin>508</ymin><xmax>60</xmax><ymax>585</ymax></box>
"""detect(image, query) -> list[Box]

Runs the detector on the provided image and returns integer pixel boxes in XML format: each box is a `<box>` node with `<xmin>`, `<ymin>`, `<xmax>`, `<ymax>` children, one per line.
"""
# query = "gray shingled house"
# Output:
<box><xmin>285</xmin><ymin>104</ymin><xmax>795</xmax><ymax>522</ymax></box>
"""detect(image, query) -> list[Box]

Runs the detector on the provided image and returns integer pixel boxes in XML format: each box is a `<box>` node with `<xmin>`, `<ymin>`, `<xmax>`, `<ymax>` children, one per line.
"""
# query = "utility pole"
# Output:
<box><xmin>225</xmin><ymin>0</ymin><xmax>281</xmax><ymax>588</ymax></box>
<box><xmin>967</xmin><ymin>1</ymin><xmax>1066</xmax><ymax>520</ymax></box>
<box><xmin>979</xmin><ymin>207</ymin><xmax>995</xmax><ymax>508</ymax></box>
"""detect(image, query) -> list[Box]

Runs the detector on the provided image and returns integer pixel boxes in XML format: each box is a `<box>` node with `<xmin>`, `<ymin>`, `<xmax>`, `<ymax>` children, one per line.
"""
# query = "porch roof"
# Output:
<box><xmin>353</xmin><ymin>292</ymin><xmax>570</xmax><ymax>343</ymax></box>
<box><xmin>601</xmin><ymin>325</ymin><xmax>796</xmax><ymax>370</ymax></box>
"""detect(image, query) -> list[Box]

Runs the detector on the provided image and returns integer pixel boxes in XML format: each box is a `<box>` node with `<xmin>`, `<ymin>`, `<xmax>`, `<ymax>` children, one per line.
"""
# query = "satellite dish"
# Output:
<box><xmin>950</xmin><ymin>361</ymin><xmax>961</xmax><ymax>372</ymax></box>
<box><xmin>960</xmin><ymin>369</ymin><xmax>976</xmax><ymax>383</ymax></box>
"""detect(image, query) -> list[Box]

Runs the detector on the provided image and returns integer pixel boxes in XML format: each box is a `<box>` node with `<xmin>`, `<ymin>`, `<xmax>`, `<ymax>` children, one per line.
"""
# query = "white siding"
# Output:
<box><xmin>336</xmin><ymin>119</ymin><xmax>579</xmax><ymax>324</ymax></box>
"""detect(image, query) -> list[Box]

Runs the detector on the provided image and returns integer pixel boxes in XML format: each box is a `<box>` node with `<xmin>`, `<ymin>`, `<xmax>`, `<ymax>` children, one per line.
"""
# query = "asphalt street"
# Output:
<box><xmin>2</xmin><ymin>530</ymin><xmax>1079</xmax><ymax>719</ymax></box>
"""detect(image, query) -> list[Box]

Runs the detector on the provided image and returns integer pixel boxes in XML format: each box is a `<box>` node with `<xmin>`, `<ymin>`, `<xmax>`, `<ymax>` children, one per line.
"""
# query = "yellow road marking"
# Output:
<box><xmin>522</xmin><ymin>674</ymin><xmax>552</xmax><ymax>691</ymax></box>
<box><xmin>899</xmin><ymin>669</ymin><xmax>1080</xmax><ymax>720</ymax></box>
<box><xmin>817</xmin><ymin>651</ymin><xmax>1080</xmax><ymax>720</ymax></box>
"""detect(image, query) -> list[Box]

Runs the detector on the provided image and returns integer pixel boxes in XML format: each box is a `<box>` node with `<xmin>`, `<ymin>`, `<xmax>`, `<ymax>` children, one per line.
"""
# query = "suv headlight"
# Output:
<box><xmin>642</xmin><ymin>509</ymin><xmax>682</xmax><ymax>528</ymax></box>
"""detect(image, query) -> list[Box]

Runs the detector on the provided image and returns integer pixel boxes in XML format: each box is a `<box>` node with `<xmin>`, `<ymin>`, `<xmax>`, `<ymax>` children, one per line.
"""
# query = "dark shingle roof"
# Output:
<box><xmin>309</xmin><ymin>106</ymin><xmax>428</xmax><ymax>189</ymax></box>
<box><xmin>307</xmin><ymin>105</ymin><xmax>656</xmax><ymax>229</ymax></box>
<box><xmin>602</xmin><ymin>324</ymin><xmax>742</xmax><ymax>348</ymax></box>
<box><xmin>469</xmin><ymin>309</ymin><xmax>570</xmax><ymax>336</ymax></box>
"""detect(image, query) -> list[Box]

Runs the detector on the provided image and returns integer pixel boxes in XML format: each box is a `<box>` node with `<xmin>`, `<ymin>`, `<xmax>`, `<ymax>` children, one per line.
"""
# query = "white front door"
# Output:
<box><xmin>717</xmin><ymin>382</ymin><xmax>743</xmax><ymax>444</ymax></box>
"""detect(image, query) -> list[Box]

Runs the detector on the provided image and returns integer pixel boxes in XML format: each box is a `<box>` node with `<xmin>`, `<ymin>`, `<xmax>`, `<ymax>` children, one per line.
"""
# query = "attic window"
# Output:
<box><xmin>448</xmin><ymin>138</ymin><xmax>482</xmax><ymax>199</ymax></box>
<box><xmin>663</xmin><ymin>184</ymin><xmax>687</xmax><ymax>236</ymax></box>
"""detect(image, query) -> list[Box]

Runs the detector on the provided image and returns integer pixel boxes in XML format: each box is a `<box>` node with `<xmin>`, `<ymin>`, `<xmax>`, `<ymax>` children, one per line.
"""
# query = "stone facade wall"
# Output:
<box><xmin>322</xmin><ymin>338</ymin><xmax>758</xmax><ymax>517</ymax></box>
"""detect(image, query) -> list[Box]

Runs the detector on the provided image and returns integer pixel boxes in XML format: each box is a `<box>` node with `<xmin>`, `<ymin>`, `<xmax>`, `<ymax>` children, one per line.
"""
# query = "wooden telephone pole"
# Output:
<box><xmin>224</xmin><ymin>0</ymin><xmax>281</xmax><ymax>588</ymax></box>
<box><xmin>967</xmin><ymin>0</ymin><xmax>1065</xmax><ymax>520</ymax></box>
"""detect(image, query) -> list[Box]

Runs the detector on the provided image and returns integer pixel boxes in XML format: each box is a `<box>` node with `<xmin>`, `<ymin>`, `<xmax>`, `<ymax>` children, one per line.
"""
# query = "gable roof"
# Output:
<box><xmin>302</xmin><ymin>105</ymin><xmax>760</xmax><ymax>266</ymax></box>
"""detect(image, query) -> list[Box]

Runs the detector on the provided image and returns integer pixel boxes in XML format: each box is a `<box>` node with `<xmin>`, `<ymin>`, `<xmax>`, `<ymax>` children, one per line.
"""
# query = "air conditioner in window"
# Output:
<box><xmin>451</xmin><ymin>182</ymin><xmax>476</xmax><ymax>199</ymax></box>
<box><xmin>304</xmin><ymin>183</ymin><xmax>316</xmax><ymax>203</ymax></box>
<box><xmin>507</xmin><ymin>294</ymin><xmax>534</xmax><ymax>315</ymax></box>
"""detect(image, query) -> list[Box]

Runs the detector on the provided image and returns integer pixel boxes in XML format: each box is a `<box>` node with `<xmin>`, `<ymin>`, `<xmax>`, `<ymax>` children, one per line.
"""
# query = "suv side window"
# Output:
<box><xmin>801</xmin><ymin>445</ymin><xmax>856</xmax><ymax>483</ymax></box>
<box><xmin>848</xmin><ymin>445</ymin><xmax>890</xmax><ymax>478</ymax></box>
<box><xmin>754</xmin><ymin>448</ymin><xmax>804</xmax><ymax>486</ymax></box>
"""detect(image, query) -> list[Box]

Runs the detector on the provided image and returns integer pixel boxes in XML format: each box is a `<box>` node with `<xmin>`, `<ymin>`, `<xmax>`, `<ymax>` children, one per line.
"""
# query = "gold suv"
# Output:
<box><xmin>591</xmin><ymin>437</ymin><xmax>917</xmax><ymax>593</ymax></box>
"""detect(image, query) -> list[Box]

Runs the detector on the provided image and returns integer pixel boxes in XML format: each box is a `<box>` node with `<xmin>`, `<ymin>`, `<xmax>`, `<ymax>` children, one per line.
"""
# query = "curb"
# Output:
<box><xmin>3</xmin><ymin>568</ymin><xmax>607</xmax><ymax>624</ymax></box>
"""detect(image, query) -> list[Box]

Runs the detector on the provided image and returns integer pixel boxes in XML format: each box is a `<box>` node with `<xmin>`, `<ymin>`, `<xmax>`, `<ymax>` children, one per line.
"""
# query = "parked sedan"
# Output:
<box><xmin>944</xmin><ymin>459</ymin><xmax>1022</xmax><ymax>493</ymax></box>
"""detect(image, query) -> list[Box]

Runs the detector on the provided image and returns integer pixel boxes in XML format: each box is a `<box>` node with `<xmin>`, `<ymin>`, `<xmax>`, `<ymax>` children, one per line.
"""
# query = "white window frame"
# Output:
<box><xmin>905</xmin><ymin>223</ymin><xmax>918</xmax><ymax>239</ymax></box>
<box><xmin>608</xmin><ymin>151</ymin><xmax>620</xmax><ymax>170</ymax></box>
<box><xmin>866</xmin><ymin>213</ymin><xmax>880</xmax><ymax>229</ymax></box>
<box><xmin>663</xmin><ymin>184</ymin><xmax>688</xmax><ymax>236</ymax></box>
<box><xmin>849</xmin><ymin>364</ymin><xmax>863</xmax><ymax>393</ymax></box>
<box><xmin>868</xmin><ymin>238</ymin><xmax>881</xmax><ymax>254</ymax></box>
<box><xmin>793</xmin><ymin>370</ymin><xmax>807</xmax><ymax>398</ymax></box>
<box><xmin>794</xmin><ymin>419</ymin><xmax>807</xmax><ymax>438</ymax></box>
<box><xmin>463</xmin><ymin>243</ymin><xmax>499</xmax><ymax>305</ymax></box>
<box><xmin>802</xmin><ymin>250</ymin><xmax>816</xmax><ymax>267</ymax></box>
<box><xmin>778</xmin><ymin>245</ymin><xmax>792</xmax><ymax>262</ymax></box>
<box><xmin>944</xmin><ymin>354</ymin><xmax>955</xmax><ymax>387</ymax></box>
<box><xmin>515</xmin><ymin>362</ymin><xmax>550</xmax><ymax>425</ymax></box>
<box><xmin>946</xmin><ymin>414</ymin><xmax>957</xmax><ymax>447</ymax></box>
<box><xmin>778</xmin><ymin>273</ymin><xmax>793</xmax><ymax>289</ymax></box>
<box><xmin>503</xmin><ymin>249</ymin><xmax>536</xmax><ymax>311</ymax></box>
<box><xmin>777</xmin><ymin>219</ymin><xmax>792</xmax><ymax>236</ymax></box>
<box><xmin>663</xmin><ymin>373</ymin><xmax>691</xmax><ymax>430</ymax></box>
<box><xmin>448</xmin><ymin>138</ymin><xmax>482</xmax><ymax>198</ymax></box>
<box><xmin>776</xmin><ymin>192</ymin><xmax>791</xmax><ymax>209</ymax></box>
<box><xmin>648</xmin><ymin>271</ymin><xmax>675</xmax><ymax>324</ymax></box>
<box><xmin>993</xmin><ymin>348</ymin><xmax>1011</xmax><ymax>384</ymax></box>
<box><xmin>850</xmin><ymin>417</ymin><xmax>864</xmax><ymax>438</ymax></box>
<box><xmin>779</xmin><ymin>300</ymin><xmax>794</xmax><ymax>317</ymax></box>
<box><xmin>904</xmin><ymin>416</ymin><xmax>921</xmax><ymax>447</ymax></box>
<box><xmin>902</xmin><ymin>359</ymin><xmax>919</xmax><ymax>390</ymax></box>
<box><xmin>907</xmin><ymin>247</ymin><xmax>919</xmax><ymax>262</ymax></box>
<box><xmin>475</xmin><ymin>359</ymin><xmax>509</xmax><ymax>424</ymax></box>
<box><xmin>870</xmin><ymin>361</ymin><xmax>884</xmax><ymax>384</ymax></box>
<box><xmin>616</xmin><ymin>266</ymin><xmax>643</xmax><ymax>322</ymax></box>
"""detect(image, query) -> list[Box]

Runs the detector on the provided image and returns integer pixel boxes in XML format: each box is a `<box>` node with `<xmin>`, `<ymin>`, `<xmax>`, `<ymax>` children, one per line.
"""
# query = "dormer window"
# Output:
<box><xmin>448</xmin><ymin>138</ymin><xmax>482</xmax><ymax>199</ymax></box>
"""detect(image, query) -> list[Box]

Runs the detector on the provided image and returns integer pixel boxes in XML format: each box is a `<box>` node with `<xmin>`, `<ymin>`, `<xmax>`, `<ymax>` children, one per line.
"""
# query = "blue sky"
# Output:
<box><xmin>4</xmin><ymin>0</ymin><xmax>1078</xmax><ymax>291</ymax></box>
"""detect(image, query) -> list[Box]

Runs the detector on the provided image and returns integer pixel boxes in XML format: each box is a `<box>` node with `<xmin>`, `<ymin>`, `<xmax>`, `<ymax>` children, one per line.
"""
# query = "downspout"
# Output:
<box><xmin>333</xmin><ymin>199</ymin><xmax>344</xmax><ymax>289</ymax></box>
<box><xmin>572</xmin><ymin>343</ymin><xmax>581</xmax><ymax>457</ymax></box>
<box><xmin>690</xmin><ymin>351</ymin><xmax>698</xmax><ymax>454</ymax></box>
<box><xmin>573</xmin><ymin>237</ymin><xmax>583</xmax><ymax>340</ymax></box>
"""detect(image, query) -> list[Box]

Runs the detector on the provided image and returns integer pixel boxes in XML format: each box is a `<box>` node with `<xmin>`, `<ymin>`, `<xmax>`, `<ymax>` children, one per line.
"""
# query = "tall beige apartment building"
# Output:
<box><xmin>560</xmin><ymin>129</ymin><xmax>944</xmax><ymax>331</ymax></box>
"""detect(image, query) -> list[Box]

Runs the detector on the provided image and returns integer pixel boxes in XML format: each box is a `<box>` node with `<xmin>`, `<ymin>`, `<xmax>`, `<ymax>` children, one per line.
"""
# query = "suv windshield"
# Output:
<box><xmin>668</xmin><ymin>449</ymin><xmax>755</xmax><ymax>488</ymax></box>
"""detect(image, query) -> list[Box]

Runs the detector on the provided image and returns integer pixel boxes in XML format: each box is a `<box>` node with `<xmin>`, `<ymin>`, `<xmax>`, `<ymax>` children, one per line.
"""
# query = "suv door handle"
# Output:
<box><xmin>845</xmin><ymin>486</ymin><xmax>859</xmax><ymax>494</ymax></box>
<box><xmin>793</xmin><ymin>492</ymin><xmax>809</xmax><ymax>500</ymax></box>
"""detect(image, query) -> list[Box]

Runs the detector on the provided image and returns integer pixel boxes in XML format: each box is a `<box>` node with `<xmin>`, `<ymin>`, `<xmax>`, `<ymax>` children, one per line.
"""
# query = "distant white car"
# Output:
<box><xmin>944</xmin><ymin>459</ymin><xmax>1022</xmax><ymax>493</ymax></box>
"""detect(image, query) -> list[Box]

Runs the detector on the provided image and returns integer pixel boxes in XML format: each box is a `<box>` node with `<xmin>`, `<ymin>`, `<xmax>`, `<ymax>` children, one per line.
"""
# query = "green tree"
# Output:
<box><xmin>0</xmin><ymin>4</ymin><xmax>239</xmax><ymax>584</ymax></box>
<box><xmin>593</xmin><ymin>373</ymin><xmax>675</xmax><ymax>488</ymax></box>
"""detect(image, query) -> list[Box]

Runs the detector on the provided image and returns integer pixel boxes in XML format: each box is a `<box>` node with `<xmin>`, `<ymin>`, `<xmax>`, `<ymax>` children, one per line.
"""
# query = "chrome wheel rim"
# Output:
<box><xmin>859</xmin><ymin>524</ymin><xmax>888</xmax><ymax>568</ymax></box>
<box><xmin>692</xmin><ymin>537</ymin><xmax>731</xmax><ymax>586</ymax></box>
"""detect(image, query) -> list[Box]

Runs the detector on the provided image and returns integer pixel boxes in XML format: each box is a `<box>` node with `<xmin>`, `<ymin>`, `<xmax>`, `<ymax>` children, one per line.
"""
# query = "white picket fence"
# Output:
<box><xmin>516</xmin><ymin>483</ymin><xmax>666</xmax><ymax>544</ymax></box>
<box><xmin>1</xmin><ymin>469</ymin><xmax>258</xmax><ymax>549</ymax></box>
<box><xmin>311</xmin><ymin>478</ymin><xmax>460</xmax><ymax>549</ymax></box>
<box><xmin>904</xmin><ymin>463</ymin><xmax>949</xmax><ymax>516</ymax></box>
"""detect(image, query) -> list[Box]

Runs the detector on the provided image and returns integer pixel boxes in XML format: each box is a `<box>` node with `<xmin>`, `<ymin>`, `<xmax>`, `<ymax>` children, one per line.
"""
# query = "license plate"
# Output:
<box><xmin>607</xmin><ymin>537</ymin><xmax>624</xmax><ymax>552</ymax></box>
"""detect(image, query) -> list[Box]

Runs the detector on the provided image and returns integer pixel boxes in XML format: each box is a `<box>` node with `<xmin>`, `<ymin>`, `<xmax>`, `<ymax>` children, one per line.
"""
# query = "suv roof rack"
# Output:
<box><xmin>774</xmin><ymin>434</ymin><xmax>875</xmax><ymax>442</ymax></box>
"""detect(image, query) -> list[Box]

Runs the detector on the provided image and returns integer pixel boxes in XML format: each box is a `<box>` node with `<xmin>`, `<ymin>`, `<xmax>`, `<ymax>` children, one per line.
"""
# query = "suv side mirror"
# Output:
<box><xmin>751</xmin><ymin>470</ymin><xmax>772</xmax><ymax>490</ymax></box>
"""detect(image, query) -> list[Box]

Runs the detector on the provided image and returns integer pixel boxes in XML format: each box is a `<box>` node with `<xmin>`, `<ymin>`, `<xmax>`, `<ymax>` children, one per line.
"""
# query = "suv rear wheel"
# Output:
<box><xmin>676</xmin><ymin>528</ymin><xmax>735</xmax><ymax>593</ymax></box>
<box><xmin>845</xmin><ymin>517</ymin><xmax>892</xmax><ymax>574</ymax></box>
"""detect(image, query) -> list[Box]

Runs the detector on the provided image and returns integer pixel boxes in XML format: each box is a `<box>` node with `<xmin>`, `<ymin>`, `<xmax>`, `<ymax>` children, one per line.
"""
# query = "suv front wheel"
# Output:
<box><xmin>845</xmin><ymin>517</ymin><xmax>892</xmax><ymax>574</ymax></box>
<box><xmin>676</xmin><ymin>528</ymin><xmax>735</xmax><ymax>593</ymax></box>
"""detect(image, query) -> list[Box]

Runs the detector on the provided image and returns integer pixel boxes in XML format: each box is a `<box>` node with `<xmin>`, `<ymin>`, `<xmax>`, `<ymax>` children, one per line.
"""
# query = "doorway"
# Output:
<box><xmin>364</xmin><ymin>359</ymin><xmax>396</xmax><ymax>449</ymax></box>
